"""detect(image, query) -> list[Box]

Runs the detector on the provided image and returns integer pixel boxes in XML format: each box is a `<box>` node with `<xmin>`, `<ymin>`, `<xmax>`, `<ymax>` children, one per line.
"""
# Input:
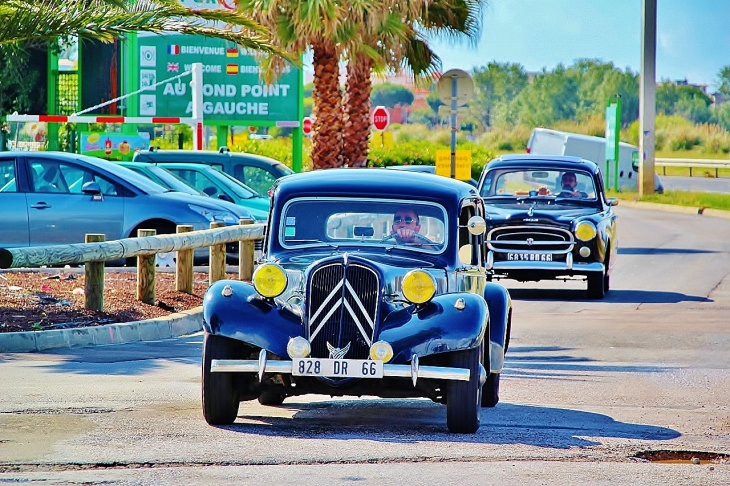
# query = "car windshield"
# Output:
<box><xmin>480</xmin><ymin>168</ymin><xmax>597</xmax><ymax>201</ymax></box>
<box><xmin>145</xmin><ymin>166</ymin><xmax>206</xmax><ymax>195</ymax></box>
<box><xmin>279</xmin><ymin>198</ymin><xmax>447</xmax><ymax>253</ymax></box>
<box><xmin>216</xmin><ymin>169</ymin><xmax>261</xmax><ymax>198</ymax></box>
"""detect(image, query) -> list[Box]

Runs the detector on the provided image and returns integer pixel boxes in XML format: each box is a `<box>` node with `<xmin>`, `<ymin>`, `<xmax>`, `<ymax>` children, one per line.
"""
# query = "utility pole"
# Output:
<box><xmin>639</xmin><ymin>0</ymin><xmax>657</xmax><ymax>196</ymax></box>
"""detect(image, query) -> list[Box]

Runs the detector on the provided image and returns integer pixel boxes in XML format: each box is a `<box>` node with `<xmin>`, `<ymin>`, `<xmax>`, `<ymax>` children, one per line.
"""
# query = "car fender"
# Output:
<box><xmin>203</xmin><ymin>280</ymin><xmax>304</xmax><ymax>358</ymax></box>
<box><xmin>484</xmin><ymin>282</ymin><xmax>512</xmax><ymax>373</ymax></box>
<box><xmin>378</xmin><ymin>292</ymin><xmax>488</xmax><ymax>364</ymax></box>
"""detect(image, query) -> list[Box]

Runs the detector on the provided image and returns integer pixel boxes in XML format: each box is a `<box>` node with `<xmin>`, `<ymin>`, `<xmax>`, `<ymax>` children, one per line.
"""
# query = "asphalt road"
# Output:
<box><xmin>660</xmin><ymin>174</ymin><xmax>730</xmax><ymax>193</ymax></box>
<box><xmin>1</xmin><ymin>205</ymin><xmax>729</xmax><ymax>485</ymax></box>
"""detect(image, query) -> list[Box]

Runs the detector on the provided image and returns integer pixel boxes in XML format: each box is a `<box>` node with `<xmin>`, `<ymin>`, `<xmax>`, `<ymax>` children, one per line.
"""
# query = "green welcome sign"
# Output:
<box><xmin>136</xmin><ymin>33</ymin><xmax>300</xmax><ymax>124</ymax></box>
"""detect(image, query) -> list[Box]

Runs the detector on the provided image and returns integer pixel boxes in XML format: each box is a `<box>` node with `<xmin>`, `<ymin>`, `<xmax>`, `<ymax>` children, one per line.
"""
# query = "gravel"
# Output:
<box><xmin>0</xmin><ymin>269</ymin><xmax>219</xmax><ymax>333</ymax></box>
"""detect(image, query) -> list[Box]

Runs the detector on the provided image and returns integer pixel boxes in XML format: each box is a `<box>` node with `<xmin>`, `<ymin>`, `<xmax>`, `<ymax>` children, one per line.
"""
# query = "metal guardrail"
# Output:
<box><xmin>655</xmin><ymin>158</ymin><xmax>730</xmax><ymax>177</ymax></box>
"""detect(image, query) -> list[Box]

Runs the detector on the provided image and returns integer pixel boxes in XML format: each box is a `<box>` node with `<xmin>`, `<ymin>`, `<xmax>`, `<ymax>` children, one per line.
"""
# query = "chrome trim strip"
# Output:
<box><xmin>309</xmin><ymin>278</ymin><xmax>344</xmax><ymax>324</ymax></box>
<box><xmin>566</xmin><ymin>252</ymin><xmax>573</xmax><ymax>270</ymax></box>
<box><xmin>487</xmin><ymin>250</ymin><xmax>494</xmax><ymax>270</ymax></box>
<box><xmin>489</xmin><ymin>341</ymin><xmax>504</xmax><ymax>374</ymax></box>
<box><xmin>345</xmin><ymin>280</ymin><xmax>375</xmax><ymax>330</ymax></box>
<box><xmin>211</xmin><ymin>359</ymin><xmax>471</xmax><ymax>381</ymax></box>
<box><xmin>342</xmin><ymin>298</ymin><xmax>372</xmax><ymax>346</ymax></box>
<box><xmin>310</xmin><ymin>296</ymin><xmax>344</xmax><ymax>341</ymax></box>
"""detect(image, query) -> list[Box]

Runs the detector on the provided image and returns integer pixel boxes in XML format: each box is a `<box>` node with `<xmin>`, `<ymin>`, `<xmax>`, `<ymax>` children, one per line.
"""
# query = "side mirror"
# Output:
<box><xmin>81</xmin><ymin>181</ymin><xmax>101</xmax><ymax>195</ymax></box>
<box><xmin>466</xmin><ymin>215</ymin><xmax>487</xmax><ymax>235</ymax></box>
<box><xmin>607</xmin><ymin>198</ymin><xmax>619</xmax><ymax>207</ymax></box>
<box><xmin>218</xmin><ymin>194</ymin><xmax>235</xmax><ymax>203</ymax></box>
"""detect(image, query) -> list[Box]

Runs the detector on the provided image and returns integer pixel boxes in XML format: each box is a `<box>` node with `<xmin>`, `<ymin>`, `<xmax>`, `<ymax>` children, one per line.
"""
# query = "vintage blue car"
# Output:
<box><xmin>202</xmin><ymin>169</ymin><xmax>512</xmax><ymax>433</ymax></box>
<box><xmin>477</xmin><ymin>154</ymin><xmax>619</xmax><ymax>299</ymax></box>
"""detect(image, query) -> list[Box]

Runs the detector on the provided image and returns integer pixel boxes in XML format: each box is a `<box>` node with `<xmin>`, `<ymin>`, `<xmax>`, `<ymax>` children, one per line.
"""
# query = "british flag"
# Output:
<box><xmin>167</xmin><ymin>62</ymin><xmax>179</xmax><ymax>73</ymax></box>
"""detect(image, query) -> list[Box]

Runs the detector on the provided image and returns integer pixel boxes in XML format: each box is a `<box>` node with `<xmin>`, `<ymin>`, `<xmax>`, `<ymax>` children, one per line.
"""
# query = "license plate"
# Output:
<box><xmin>507</xmin><ymin>253</ymin><xmax>553</xmax><ymax>262</ymax></box>
<box><xmin>292</xmin><ymin>358</ymin><xmax>383</xmax><ymax>378</ymax></box>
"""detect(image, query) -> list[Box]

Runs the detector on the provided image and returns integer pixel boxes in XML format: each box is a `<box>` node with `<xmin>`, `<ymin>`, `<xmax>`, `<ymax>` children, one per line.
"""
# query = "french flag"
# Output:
<box><xmin>167</xmin><ymin>45</ymin><xmax>180</xmax><ymax>55</ymax></box>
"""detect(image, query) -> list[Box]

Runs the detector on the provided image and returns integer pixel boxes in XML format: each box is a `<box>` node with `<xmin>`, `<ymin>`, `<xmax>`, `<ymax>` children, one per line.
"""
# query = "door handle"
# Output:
<box><xmin>30</xmin><ymin>202</ymin><xmax>52</xmax><ymax>209</ymax></box>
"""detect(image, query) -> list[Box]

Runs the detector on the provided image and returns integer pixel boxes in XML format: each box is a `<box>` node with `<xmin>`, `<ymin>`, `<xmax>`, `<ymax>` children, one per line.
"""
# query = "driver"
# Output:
<box><xmin>560</xmin><ymin>171</ymin><xmax>585</xmax><ymax>198</ymax></box>
<box><xmin>390</xmin><ymin>208</ymin><xmax>424</xmax><ymax>244</ymax></box>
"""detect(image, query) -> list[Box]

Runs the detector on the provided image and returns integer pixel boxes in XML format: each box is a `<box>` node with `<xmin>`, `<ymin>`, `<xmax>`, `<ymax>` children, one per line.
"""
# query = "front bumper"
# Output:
<box><xmin>211</xmin><ymin>350</ymin><xmax>482</xmax><ymax>387</ymax></box>
<box><xmin>487</xmin><ymin>250</ymin><xmax>604</xmax><ymax>273</ymax></box>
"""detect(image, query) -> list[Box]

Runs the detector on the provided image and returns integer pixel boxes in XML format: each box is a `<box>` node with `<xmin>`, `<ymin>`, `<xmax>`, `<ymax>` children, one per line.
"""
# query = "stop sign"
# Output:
<box><xmin>302</xmin><ymin>116</ymin><xmax>313</xmax><ymax>136</ymax></box>
<box><xmin>372</xmin><ymin>106</ymin><xmax>390</xmax><ymax>132</ymax></box>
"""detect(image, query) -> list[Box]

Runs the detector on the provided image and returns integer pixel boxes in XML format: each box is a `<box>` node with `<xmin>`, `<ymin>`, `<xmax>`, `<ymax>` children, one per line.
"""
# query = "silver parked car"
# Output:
<box><xmin>0</xmin><ymin>152</ymin><xmax>254</xmax><ymax>264</ymax></box>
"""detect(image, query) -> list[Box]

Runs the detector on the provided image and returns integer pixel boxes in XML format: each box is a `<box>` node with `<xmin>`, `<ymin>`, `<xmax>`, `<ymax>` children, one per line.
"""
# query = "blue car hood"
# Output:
<box><xmin>157</xmin><ymin>191</ymin><xmax>254</xmax><ymax>220</ymax></box>
<box><xmin>485</xmin><ymin>202</ymin><xmax>599</xmax><ymax>227</ymax></box>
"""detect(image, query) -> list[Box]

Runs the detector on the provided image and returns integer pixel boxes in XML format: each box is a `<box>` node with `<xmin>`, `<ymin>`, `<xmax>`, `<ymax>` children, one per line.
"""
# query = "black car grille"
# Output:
<box><xmin>487</xmin><ymin>225</ymin><xmax>574</xmax><ymax>254</ymax></box>
<box><xmin>307</xmin><ymin>262</ymin><xmax>379</xmax><ymax>360</ymax></box>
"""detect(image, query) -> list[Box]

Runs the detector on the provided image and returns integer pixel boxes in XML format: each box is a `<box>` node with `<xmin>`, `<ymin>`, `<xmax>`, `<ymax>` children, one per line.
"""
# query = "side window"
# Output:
<box><xmin>242</xmin><ymin>166</ymin><xmax>276</xmax><ymax>195</ymax></box>
<box><xmin>0</xmin><ymin>159</ymin><xmax>17</xmax><ymax>192</ymax></box>
<box><xmin>29</xmin><ymin>160</ymin><xmax>69</xmax><ymax>193</ymax></box>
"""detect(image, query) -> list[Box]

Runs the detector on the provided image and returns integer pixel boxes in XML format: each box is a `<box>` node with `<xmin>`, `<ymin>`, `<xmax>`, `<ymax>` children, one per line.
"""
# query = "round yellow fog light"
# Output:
<box><xmin>369</xmin><ymin>341</ymin><xmax>394</xmax><ymax>363</ymax></box>
<box><xmin>252</xmin><ymin>263</ymin><xmax>288</xmax><ymax>298</ymax></box>
<box><xmin>575</xmin><ymin>221</ymin><xmax>597</xmax><ymax>242</ymax></box>
<box><xmin>402</xmin><ymin>270</ymin><xmax>436</xmax><ymax>304</ymax></box>
<box><xmin>287</xmin><ymin>337</ymin><xmax>311</xmax><ymax>358</ymax></box>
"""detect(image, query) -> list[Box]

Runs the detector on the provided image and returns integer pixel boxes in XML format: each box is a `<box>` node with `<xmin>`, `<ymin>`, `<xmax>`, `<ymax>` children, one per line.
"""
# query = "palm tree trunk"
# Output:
<box><xmin>343</xmin><ymin>53</ymin><xmax>373</xmax><ymax>167</ymax></box>
<box><xmin>311</xmin><ymin>39</ymin><xmax>343</xmax><ymax>169</ymax></box>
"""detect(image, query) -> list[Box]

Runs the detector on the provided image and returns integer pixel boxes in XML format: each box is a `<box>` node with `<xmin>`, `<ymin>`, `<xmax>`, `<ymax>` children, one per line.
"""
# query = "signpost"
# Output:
<box><xmin>436</xmin><ymin>69</ymin><xmax>474</xmax><ymax>180</ymax></box>
<box><xmin>372</xmin><ymin>106</ymin><xmax>390</xmax><ymax>132</ymax></box>
<box><xmin>605</xmin><ymin>96</ymin><xmax>622</xmax><ymax>191</ymax></box>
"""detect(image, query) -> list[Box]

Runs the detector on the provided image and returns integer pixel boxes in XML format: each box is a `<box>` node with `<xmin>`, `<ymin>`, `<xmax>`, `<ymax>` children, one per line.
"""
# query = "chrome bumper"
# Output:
<box><xmin>487</xmin><ymin>250</ymin><xmax>604</xmax><ymax>273</ymax></box>
<box><xmin>211</xmin><ymin>351</ymin><xmax>483</xmax><ymax>387</ymax></box>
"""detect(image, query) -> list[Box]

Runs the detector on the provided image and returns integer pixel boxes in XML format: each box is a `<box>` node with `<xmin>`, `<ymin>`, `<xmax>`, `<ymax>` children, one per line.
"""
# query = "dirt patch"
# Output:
<box><xmin>0</xmin><ymin>270</ymin><xmax>231</xmax><ymax>333</ymax></box>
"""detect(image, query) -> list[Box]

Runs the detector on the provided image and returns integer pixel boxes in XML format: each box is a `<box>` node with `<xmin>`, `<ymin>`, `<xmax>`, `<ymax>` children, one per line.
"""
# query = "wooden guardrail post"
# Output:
<box><xmin>239</xmin><ymin>219</ymin><xmax>254</xmax><ymax>281</ymax></box>
<box><xmin>84</xmin><ymin>234</ymin><xmax>105</xmax><ymax>311</ymax></box>
<box><xmin>209</xmin><ymin>222</ymin><xmax>226</xmax><ymax>284</ymax></box>
<box><xmin>137</xmin><ymin>229</ymin><xmax>156</xmax><ymax>305</ymax></box>
<box><xmin>175</xmin><ymin>225</ymin><xmax>194</xmax><ymax>294</ymax></box>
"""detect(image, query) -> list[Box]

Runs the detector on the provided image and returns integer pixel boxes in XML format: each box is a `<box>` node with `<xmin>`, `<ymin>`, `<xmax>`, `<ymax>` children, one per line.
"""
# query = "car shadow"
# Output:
<box><xmin>222</xmin><ymin>400</ymin><xmax>680</xmax><ymax>448</ymax></box>
<box><xmin>507</xmin><ymin>287</ymin><xmax>709</xmax><ymax>304</ymax></box>
<box><xmin>618</xmin><ymin>247</ymin><xmax>719</xmax><ymax>255</ymax></box>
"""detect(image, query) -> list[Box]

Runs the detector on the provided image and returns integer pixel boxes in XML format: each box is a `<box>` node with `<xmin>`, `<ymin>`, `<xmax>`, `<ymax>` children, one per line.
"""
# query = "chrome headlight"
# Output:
<box><xmin>188</xmin><ymin>204</ymin><xmax>238</xmax><ymax>224</ymax></box>
<box><xmin>401</xmin><ymin>270</ymin><xmax>437</xmax><ymax>304</ymax></box>
<box><xmin>369</xmin><ymin>341</ymin><xmax>394</xmax><ymax>363</ymax></box>
<box><xmin>575</xmin><ymin>221</ymin><xmax>597</xmax><ymax>242</ymax></box>
<box><xmin>252</xmin><ymin>263</ymin><xmax>288</xmax><ymax>298</ymax></box>
<box><xmin>287</xmin><ymin>337</ymin><xmax>311</xmax><ymax>358</ymax></box>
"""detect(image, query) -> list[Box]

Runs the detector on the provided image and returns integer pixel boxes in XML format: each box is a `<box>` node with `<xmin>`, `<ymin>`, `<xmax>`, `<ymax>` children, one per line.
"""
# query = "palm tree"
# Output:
<box><xmin>238</xmin><ymin>0</ymin><xmax>348</xmax><ymax>169</ymax></box>
<box><xmin>342</xmin><ymin>0</ymin><xmax>485</xmax><ymax>167</ymax></box>
<box><xmin>0</xmin><ymin>0</ymin><xmax>286</xmax><ymax>59</ymax></box>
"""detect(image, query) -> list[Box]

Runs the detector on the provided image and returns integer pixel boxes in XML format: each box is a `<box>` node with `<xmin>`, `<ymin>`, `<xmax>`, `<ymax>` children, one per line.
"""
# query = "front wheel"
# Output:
<box><xmin>587</xmin><ymin>271</ymin><xmax>605</xmax><ymax>299</ymax></box>
<box><xmin>202</xmin><ymin>333</ymin><xmax>240</xmax><ymax>425</ymax></box>
<box><xmin>446</xmin><ymin>343</ymin><xmax>483</xmax><ymax>433</ymax></box>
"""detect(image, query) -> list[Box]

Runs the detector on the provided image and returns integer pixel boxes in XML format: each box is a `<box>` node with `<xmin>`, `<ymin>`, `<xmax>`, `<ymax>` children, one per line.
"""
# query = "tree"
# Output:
<box><xmin>471</xmin><ymin>61</ymin><xmax>528</xmax><ymax>127</ymax></box>
<box><xmin>718</xmin><ymin>66</ymin><xmax>730</xmax><ymax>97</ymax></box>
<box><xmin>371</xmin><ymin>83</ymin><xmax>415</xmax><ymax>108</ymax></box>
<box><xmin>512</xmin><ymin>65</ymin><xmax>579</xmax><ymax>127</ymax></box>
<box><xmin>656</xmin><ymin>82</ymin><xmax>712</xmax><ymax>123</ymax></box>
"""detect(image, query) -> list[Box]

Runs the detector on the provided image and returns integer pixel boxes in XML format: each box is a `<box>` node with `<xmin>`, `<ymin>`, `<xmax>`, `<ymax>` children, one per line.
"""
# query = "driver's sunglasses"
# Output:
<box><xmin>394</xmin><ymin>215</ymin><xmax>416</xmax><ymax>224</ymax></box>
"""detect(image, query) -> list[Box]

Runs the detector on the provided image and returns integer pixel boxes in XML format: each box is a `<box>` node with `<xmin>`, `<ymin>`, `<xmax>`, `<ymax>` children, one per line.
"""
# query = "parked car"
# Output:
<box><xmin>133</xmin><ymin>161</ymin><xmax>270</xmax><ymax>223</ymax></box>
<box><xmin>476</xmin><ymin>154</ymin><xmax>618</xmax><ymax>299</ymax></box>
<box><xmin>133</xmin><ymin>147</ymin><xmax>293</xmax><ymax>195</ymax></box>
<box><xmin>385</xmin><ymin>164</ymin><xmax>479</xmax><ymax>186</ymax></box>
<box><xmin>201</xmin><ymin>169</ymin><xmax>512</xmax><ymax>433</ymax></box>
<box><xmin>115</xmin><ymin>161</ymin><xmax>206</xmax><ymax>196</ymax></box>
<box><xmin>0</xmin><ymin>151</ymin><xmax>254</xmax><ymax>264</ymax></box>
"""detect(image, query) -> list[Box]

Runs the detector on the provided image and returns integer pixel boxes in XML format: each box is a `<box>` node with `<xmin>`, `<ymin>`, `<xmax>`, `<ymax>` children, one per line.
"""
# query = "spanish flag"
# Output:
<box><xmin>226</xmin><ymin>64</ymin><xmax>239</xmax><ymax>75</ymax></box>
<box><xmin>226</xmin><ymin>48</ymin><xmax>239</xmax><ymax>58</ymax></box>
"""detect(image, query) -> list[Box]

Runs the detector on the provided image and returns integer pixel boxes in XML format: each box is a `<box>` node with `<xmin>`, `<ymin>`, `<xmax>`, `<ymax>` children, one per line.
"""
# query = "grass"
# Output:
<box><xmin>607</xmin><ymin>189</ymin><xmax>730</xmax><ymax>211</ymax></box>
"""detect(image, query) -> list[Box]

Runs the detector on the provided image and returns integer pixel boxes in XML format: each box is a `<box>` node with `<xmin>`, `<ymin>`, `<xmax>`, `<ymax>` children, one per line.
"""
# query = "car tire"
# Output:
<box><xmin>587</xmin><ymin>271</ymin><xmax>605</xmax><ymax>299</ymax></box>
<box><xmin>258</xmin><ymin>392</ymin><xmax>285</xmax><ymax>406</ymax></box>
<box><xmin>482</xmin><ymin>373</ymin><xmax>500</xmax><ymax>407</ymax></box>
<box><xmin>202</xmin><ymin>333</ymin><xmax>240</xmax><ymax>425</ymax></box>
<box><xmin>446</xmin><ymin>343</ymin><xmax>483</xmax><ymax>433</ymax></box>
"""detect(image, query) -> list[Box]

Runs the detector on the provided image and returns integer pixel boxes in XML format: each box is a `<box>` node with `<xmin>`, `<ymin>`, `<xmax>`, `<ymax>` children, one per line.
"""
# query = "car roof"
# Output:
<box><xmin>274</xmin><ymin>168</ymin><xmax>478</xmax><ymax>209</ymax></box>
<box><xmin>488</xmin><ymin>154</ymin><xmax>599</xmax><ymax>172</ymax></box>
<box><xmin>133</xmin><ymin>149</ymin><xmax>284</xmax><ymax>167</ymax></box>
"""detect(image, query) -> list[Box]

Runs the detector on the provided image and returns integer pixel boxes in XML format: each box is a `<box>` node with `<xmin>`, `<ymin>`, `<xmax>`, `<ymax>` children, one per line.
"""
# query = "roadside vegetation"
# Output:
<box><xmin>609</xmin><ymin>190</ymin><xmax>730</xmax><ymax>212</ymax></box>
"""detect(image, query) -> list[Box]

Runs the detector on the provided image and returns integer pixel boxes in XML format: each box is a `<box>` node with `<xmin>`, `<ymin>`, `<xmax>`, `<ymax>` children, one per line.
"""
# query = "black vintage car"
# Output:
<box><xmin>477</xmin><ymin>155</ymin><xmax>619</xmax><ymax>299</ymax></box>
<box><xmin>202</xmin><ymin>169</ymin><xmax>512</xmax><ymax>433</ymax></box>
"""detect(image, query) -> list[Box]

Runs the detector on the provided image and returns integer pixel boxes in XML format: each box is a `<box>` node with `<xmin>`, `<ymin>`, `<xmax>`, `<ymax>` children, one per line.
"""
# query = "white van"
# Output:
<box><xmin>526</xmin><ymin>128</ymin><xmax>663</xmax><ymax>193</ymax></box>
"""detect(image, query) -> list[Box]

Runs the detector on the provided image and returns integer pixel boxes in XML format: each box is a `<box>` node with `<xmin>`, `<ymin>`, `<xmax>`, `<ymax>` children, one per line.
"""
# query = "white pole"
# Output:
<box><xmin>639</xmin><ymin>0</ymin><xmax>657</xmax><ymax>196</ymax></box>
<box><xmin>191</xmin><ymin>62</ymin><xmax>205</xmax><ymax>150</ymax></box>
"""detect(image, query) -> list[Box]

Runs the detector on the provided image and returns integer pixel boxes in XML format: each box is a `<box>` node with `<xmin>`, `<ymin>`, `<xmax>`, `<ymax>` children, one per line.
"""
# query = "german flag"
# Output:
<box><xmin>226</xmin><ymin>64</ymin><xmax>239</xmax><ymax>75</ymax></box>
<box><xmin>226</xmin><ymin>48</ymin><xmax>239</xmax><ymax>58</ymax></box>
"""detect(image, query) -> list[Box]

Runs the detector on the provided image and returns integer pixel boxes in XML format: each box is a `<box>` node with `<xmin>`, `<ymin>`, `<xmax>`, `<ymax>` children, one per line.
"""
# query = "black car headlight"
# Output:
<box><xmin>575</xmin><ymin>221</ymin><xmax>597</xmax><ymax>242</ymax></box>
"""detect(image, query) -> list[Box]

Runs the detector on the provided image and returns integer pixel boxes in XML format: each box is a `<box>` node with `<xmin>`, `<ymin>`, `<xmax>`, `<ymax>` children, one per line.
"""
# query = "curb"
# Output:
<box><xmin>0</xmin><ymin>306</ymin><xmax>203</xmax><ymax>353</ymax></box>
<box><xmin>619</xmin><ymin>200</ymin><xmax>730</xmax><ymax>219</ymax></box>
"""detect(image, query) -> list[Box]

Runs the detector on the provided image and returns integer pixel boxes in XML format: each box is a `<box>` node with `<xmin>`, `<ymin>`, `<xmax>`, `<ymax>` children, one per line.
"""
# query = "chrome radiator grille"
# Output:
<box><xmin>487</xmin><ymin>225</ymin><xmax>574</xmax><ymax>254</ymax></box>
<box><xmin>307</xmin><ymin>262</ymin><xmax>379</xmax><ymax>360</ymax></box>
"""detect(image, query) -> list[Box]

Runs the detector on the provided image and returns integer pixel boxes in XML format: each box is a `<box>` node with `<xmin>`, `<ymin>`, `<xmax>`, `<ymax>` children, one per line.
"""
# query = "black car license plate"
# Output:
<box><xmin>507</xmin><ymin>253</ymin><xmax>553</xmax><ymax>262</ymax></box>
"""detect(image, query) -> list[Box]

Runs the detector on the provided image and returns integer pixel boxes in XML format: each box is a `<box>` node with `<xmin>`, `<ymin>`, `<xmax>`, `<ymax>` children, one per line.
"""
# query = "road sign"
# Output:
<box><xmin>435</xmin><ymin>149</ymin><xmax>472</xmax><ymax>181</ymax></box>
<box><xmin>436</xmin><ymin>69</ymin><xmax>474</xmax><ymax>107</ymax></box>
<box><xmin>372</xmin><ymin>106</ymin><xmax>390</xmax><ymax>132</ymax></box>
<box><xmin>302</xmin><ymin>116</ymin><xmax>313</xmax><ymax>136</ymax></box>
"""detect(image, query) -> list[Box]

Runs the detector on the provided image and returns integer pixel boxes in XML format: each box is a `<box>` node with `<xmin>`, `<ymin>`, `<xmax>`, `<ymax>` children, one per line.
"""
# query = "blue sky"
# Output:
<box><xmin>428</xmin><ymin>0</ymin><xmax>729</xmax><ymax>91</ymax></box>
